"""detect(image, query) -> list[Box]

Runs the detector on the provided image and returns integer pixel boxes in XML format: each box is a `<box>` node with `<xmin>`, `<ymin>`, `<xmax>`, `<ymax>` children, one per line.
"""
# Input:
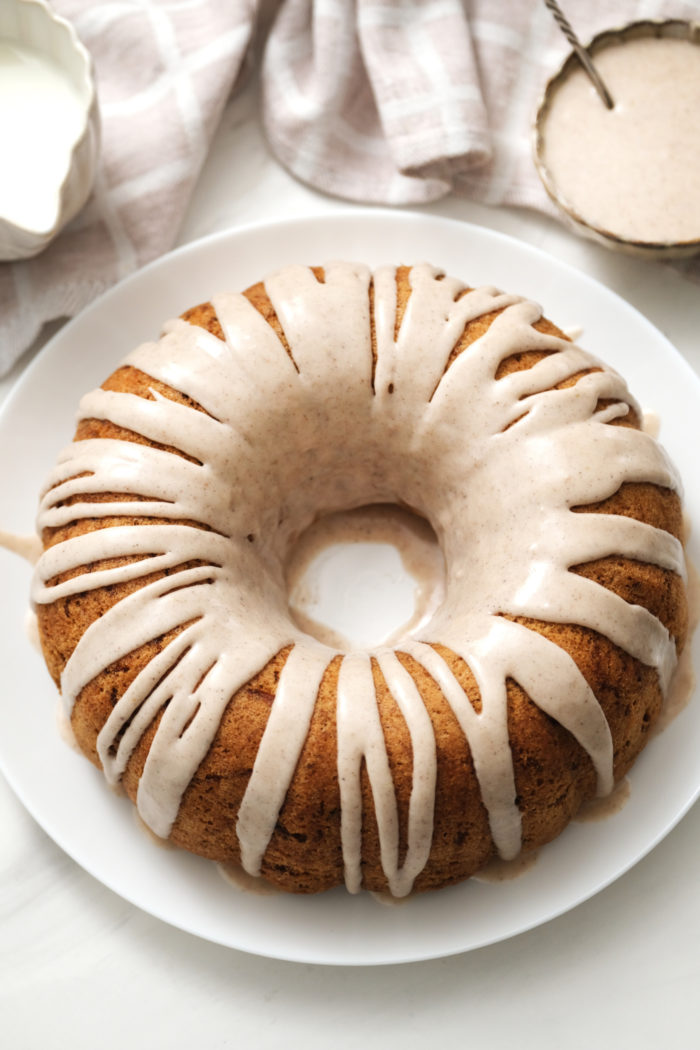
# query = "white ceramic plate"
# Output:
<box><xmin>1</xmin><ymin>211</ymin><xmax>699</xmax><ymax>966</ymax></box>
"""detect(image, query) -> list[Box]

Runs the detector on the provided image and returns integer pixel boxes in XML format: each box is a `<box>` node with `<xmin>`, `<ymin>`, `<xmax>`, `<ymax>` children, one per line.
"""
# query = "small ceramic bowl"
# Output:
<box><xmin>533</xmin><ymin>19</ymin><xmax>700</xmax><ymax>260</ymax></box>
<box><xmin>0</xmin><ymin>0</ymin><xmax>100</xmax><ymax>261</ymax></box>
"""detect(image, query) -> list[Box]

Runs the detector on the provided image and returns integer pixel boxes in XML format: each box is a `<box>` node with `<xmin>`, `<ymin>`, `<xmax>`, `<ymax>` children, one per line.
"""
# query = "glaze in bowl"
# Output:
<box><xmin>533</xmin><ymin>19</ymin><xmax>700</xmax><ymax>260</ymax></box>
<box><xmin>0</xmin><ymin>0</ymin><xmax>99</xmax><ymax>260</ymax></box>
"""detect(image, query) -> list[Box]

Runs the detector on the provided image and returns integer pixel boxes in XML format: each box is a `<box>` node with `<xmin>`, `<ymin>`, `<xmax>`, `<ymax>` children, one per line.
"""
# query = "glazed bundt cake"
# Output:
<box><xmin>33</xmin><ymin>262</ymin><xmax>688</xmax><ymax>896</ymax></box>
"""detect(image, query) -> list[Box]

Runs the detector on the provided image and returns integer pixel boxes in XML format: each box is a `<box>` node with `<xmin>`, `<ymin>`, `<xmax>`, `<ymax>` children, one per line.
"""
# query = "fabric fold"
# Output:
<box><xmin>261</xmin><ymin>0</ymin><xmax>451</xmax><ymax>203</ymax></box>
<box><xmin>358</xmin><ymin>0</ymin><xmax>491</xmax><ymax>179</ymax></box>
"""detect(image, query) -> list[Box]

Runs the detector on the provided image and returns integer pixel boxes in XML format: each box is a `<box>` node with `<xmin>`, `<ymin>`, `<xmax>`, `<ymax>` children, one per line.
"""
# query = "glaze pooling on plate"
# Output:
<box><xmin>32</xmin><ymin>261</ymin><xmax>685</xmax><ymax>897</ymax></box>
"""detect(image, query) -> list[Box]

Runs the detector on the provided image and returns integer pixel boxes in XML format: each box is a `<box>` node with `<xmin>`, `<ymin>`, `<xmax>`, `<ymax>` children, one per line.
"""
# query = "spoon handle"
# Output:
<box><xmin>544</xmin><ymin>0</ymin><xmax>614</xmax><ymax>109</ymax></box>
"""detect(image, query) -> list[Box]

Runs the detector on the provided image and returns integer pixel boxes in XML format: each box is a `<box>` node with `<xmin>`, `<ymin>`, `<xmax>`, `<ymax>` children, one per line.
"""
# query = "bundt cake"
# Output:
<box><xmin>32</xmin><ymin>262</ymin><xmax>688</xmax><ymax>896</ymax></box>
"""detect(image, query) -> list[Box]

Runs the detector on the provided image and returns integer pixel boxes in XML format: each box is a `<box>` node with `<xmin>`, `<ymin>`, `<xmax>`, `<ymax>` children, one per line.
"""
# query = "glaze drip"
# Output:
<box><xmin>33</xmin><ymin>262</ymin><xmax>685</xmax><ymax>896</ymax></box>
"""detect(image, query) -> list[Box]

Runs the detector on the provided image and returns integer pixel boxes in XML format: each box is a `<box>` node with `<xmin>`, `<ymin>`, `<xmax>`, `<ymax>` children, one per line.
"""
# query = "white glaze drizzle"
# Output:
<box><xmin>32</xmin><ymin>262</ymin><xmax>685</xmax><ymax>896</ymax></box>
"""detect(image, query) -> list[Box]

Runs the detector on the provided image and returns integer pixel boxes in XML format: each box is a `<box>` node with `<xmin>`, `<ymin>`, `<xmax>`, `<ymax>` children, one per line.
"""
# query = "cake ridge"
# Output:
<box><xmin>32</xmin><ymin>261</ymin><xmax>686</xmax><ymax>895</ymax></box>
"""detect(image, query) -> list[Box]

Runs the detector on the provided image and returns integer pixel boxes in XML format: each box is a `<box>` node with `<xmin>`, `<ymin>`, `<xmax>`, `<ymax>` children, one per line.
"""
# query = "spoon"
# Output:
<box><xmin>544</xmin><ymin>0</ymin><xmax>615</xmax><ymax>109</ymax></box>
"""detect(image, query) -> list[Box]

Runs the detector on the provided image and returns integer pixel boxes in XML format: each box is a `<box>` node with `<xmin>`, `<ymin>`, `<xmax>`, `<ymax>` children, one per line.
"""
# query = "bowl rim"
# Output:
<box><xmin>0</xmin><ymin>0</ymin><xmax>100</xmax><ymax>253</ymax></box>
<box><xmin>532</xmin><ymin>18</ymin><xmax>700</xmax><ymax>259</ymax></box>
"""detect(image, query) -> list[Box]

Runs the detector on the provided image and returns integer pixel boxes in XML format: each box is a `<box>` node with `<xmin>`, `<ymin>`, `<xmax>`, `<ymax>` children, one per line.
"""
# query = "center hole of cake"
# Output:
<box><xmin>285</xmin><ymin>503</ymin><xmax>445</xmax><ymax>652</ymax></box>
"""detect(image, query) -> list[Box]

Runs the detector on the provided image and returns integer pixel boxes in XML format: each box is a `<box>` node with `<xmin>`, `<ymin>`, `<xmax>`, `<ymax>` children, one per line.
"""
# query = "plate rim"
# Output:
<box><xmin>1</xmin><ymin>208</ymin><xmax>699</xmax><ymax>966</ymax></box>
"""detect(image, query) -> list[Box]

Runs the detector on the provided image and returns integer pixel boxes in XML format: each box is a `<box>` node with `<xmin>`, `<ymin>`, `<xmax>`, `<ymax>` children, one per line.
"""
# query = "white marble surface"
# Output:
<box><xmin>3</xmin><ymin>63</ymin><xmax>700</xmax><ymax>1050</ymax></box>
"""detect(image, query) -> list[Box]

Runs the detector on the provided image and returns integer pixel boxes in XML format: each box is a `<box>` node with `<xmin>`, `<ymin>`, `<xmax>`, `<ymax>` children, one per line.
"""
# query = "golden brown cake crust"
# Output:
<box><xmin>36</xmin><ymin>265</ymin><xmax>688</xmax><ymax>895</ymax></box>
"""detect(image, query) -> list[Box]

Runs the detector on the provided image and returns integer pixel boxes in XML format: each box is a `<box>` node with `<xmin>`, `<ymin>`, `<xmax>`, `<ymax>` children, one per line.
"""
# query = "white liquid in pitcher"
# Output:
<box><xmin>0</xmin><ymin>40</ymin><xmax>86</xmax><ymax>231</ymax></box>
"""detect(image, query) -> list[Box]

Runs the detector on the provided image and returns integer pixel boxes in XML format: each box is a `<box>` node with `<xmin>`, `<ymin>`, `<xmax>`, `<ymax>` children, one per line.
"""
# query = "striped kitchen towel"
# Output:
<box><xmin>1</xmin><ymin>0</ymin><xmax>697</xmax><ymax>377</ymax></box>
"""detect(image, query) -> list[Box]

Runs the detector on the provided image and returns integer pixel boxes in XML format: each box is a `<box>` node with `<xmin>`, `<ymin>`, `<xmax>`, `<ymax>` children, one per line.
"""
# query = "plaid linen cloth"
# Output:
<box><xmin>1</xmin><ymin>0</ymin><xmax>697</xmax><ymax>377</ymax></box>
